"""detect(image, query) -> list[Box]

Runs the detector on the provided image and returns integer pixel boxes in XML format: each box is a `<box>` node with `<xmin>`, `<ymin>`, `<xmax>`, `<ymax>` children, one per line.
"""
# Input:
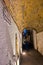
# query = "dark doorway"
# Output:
<box><xmin>22</xmin><ymin>29</ymin><xmax>34</xmax><ymax>51</ymax></box>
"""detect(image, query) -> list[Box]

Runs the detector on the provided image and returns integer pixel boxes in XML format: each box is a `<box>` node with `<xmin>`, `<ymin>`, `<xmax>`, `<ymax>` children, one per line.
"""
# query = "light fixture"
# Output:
<box><xmin>22</xmin><ymin>52</ymin><xmax>26</xmax><ymax>55</ymax></box>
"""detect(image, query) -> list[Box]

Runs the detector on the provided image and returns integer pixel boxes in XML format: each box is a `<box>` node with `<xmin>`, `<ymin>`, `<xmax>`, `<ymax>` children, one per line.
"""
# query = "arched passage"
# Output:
<box><xmin>22</xmin><ymin>28</ymin><xmax>35</xmax><ymax>51</ymax></box>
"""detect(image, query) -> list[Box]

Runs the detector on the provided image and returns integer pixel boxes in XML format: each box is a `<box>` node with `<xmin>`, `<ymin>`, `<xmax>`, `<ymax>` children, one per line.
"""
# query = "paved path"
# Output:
<box><xmin>21</xmin><ymin>49</ymin><xmax>43</xmax><ymax>65</ymax></box>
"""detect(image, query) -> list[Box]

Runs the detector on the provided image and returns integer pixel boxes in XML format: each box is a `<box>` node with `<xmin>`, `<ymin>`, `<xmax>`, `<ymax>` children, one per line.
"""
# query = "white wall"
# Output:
<box><xmin>4</xmin><ymin>7</ymin><xmax>22</xmax><ymax>65</ymax></box>
<box><xmin>0</xmin><ymin>1</ymin><xmax>13</xmax><ymax>65</ymax></box>
<box><xmin>37</xmin><ymin>32</ymin><xmax>43</xmax><ymax>55</ymax></box>
<box><xmin>7</xmin><ymin>17</ymin><xmax>21</xmax><ymax>55</ymax></box>
<box><xmin>33</xmin><ymin>30</ymin><xmax>43</xmax><ymax>55</ymax></box>
<box><xmin>33</xmin><ymin>30</ymin><xmax>37</xmax><ymax>50</ymax></box>
<box><xmin>6</xmin><ymin>14</ymin><xmax>22</xmax><ymax>65</ymax></box>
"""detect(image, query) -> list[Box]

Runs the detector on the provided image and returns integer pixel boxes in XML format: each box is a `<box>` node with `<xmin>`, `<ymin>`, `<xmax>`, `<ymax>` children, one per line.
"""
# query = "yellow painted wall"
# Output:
<box><xmin>4</xmin><ymin>0</ymin><xmax>43</xmax><ymax>32</ymax></box>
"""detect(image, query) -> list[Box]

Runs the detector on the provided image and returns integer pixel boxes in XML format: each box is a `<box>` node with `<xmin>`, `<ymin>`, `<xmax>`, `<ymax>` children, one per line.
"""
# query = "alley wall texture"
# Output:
<box><xmin>4</xmin><ymin>0</ymin><xmax>43</xmax><ymax>32</ymax></box>
<box><xmin>33</xmin><ymin>30</ymin><xmax>43</xmax><ymax>55</ymax></box>
<box><xmin>7</xmin><ymin>16</ymin><xmax>22</xmax><ymax>65</ymax></box>
<box><xmin>0</xmin><ymin>1</ymin><xmax>15</xmax><ymax>65</ymax></box>
<box><xmin>37</xmin><ymin>32</ymin><xmax>43</xmax><ymax>55</ymax></box>
<box><xmin>0</xmin><ymin>1</ymin><xmax>22</xmax><ymax>65</ymax></box>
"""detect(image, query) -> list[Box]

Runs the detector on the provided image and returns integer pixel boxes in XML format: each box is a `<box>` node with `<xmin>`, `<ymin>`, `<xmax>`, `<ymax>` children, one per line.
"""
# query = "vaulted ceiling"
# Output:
<box><xmin>4</xmin><ymin>0</ymin><xmax>43</xmax><ymax>32</ymax></box>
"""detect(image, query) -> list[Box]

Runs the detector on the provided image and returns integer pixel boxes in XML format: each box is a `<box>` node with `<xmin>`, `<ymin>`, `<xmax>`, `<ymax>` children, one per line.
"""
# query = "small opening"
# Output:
<box><xmin>22</xmin><ymin>29</ymin><xmax>34</xmax><ymax>51</ymax></box>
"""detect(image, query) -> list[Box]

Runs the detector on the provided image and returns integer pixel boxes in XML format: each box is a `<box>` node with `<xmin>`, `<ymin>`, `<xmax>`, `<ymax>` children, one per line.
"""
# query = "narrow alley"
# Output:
<box><xmin>0</xmin><ymin>0</ymin><xmax>43</xmax><ymax>65</ymax></box>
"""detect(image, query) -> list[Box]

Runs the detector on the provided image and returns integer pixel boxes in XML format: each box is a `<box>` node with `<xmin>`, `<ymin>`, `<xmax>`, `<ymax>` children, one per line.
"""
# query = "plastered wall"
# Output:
<box><xmin>37</xmin><ymin>32</ymin><xmax>43</xmax><ymax>55</ymax></box>
<box><xmin>7</xmin><ymin>17</ymin><xmax>21</xmax><ymax>55</ymax></box>
<box><xmin>6</xmin><ymin>11</ymin><xmax>22</xmax><ymax>65</ymax></box>
<box><xmin>4</xmin><ymin>5</ymin><xmax>22</xmax><ymax>65</ymax></box>
<box><xmin>33</xmin><ymin>30</ymin><xmax>37</xmax><ymax>50</ymax></box>
<box><xmin>0</xmin><ymin>1</ymin><xmax>22</xmax><ymax>65</ymax></box>
<box><xmin>0</xmin><ymin>1</ymin><xmax>15</xmax><ymax>65</ymax></box>
<box><xmin>33</xmin><ymin>30</ymin><xmax>43</xmax><ymax>55</ymax></box>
